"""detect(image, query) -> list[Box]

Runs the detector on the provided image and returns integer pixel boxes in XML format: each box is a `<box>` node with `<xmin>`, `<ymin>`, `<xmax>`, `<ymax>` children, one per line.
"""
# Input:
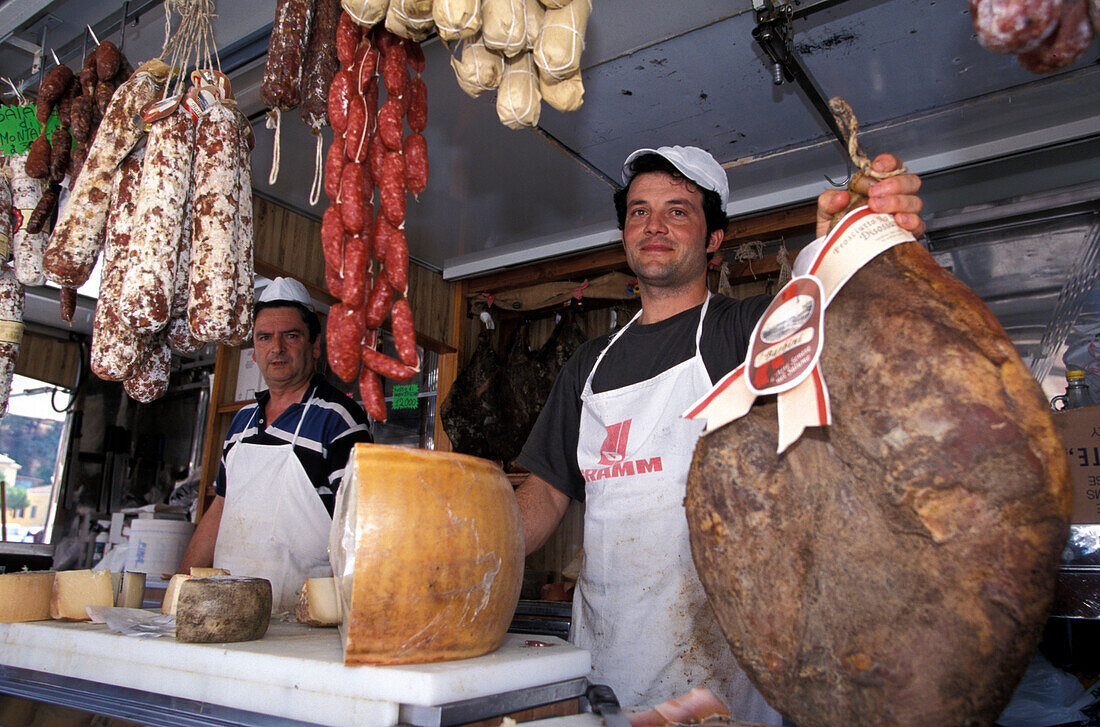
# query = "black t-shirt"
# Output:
<box><xmin>516</xmin><ymin>293</ymin><xmax>771</xmax><ymax>501</ymax></box>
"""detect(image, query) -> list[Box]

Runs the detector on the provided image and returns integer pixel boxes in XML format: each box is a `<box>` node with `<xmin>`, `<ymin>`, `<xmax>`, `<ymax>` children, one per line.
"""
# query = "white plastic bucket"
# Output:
<box><xmin>125</xmin><ymin>519</ymin><xmax>194</xmax><ymax>579</ymax></box>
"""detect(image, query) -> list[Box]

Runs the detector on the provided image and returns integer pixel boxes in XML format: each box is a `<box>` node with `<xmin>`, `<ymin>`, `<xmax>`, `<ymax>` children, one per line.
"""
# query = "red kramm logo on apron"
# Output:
<box><xmin>586</xmin><ymin>419</ymin><xmax>662</xmax><ymax>482</ymax></box>
<box><xmin>598</xmin><ymin>420</ymin><xmax>631</xmax><ymax>465</ymax></box>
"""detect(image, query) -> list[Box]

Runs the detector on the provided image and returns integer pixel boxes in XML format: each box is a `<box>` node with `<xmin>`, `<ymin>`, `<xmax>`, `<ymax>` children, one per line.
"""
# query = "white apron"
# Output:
<box><xmin>572</xmin><ymin>296</ymin><xmax>781</xmax><ymax>724</ymax></box>
<box><xmin>213</xmin><ymin>391</ymin><xmax>333</xmax><ymax>613</ymax></box>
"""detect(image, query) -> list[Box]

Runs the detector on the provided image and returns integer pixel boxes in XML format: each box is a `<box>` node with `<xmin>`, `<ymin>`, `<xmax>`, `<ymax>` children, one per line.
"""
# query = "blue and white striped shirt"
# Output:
<box><xmin>216</xmin><ymin>373</ymin><xmax>373</xmax><ymax>514</ymax></box>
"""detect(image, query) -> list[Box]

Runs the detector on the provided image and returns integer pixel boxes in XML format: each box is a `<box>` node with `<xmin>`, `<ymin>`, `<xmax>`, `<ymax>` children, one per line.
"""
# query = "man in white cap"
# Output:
<box><xmin>513</xmin><ymin>147</ymin><xmax>925</xmax><ymax>721</ymax></box>
<box><xmin>179</xmin><ymin>277</ymin><xmax>372</xmax><ymax>611</ymax></box>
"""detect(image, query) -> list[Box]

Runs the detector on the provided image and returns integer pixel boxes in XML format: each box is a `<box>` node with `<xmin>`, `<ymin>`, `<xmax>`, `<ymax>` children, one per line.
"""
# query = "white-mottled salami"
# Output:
<box><xmin>43</xmin><ymin>67</ymin><xmax>163</xmax><ymax>287</ymax></box>
<box><xmin>91</xmin><ymin>151</ymin><xmax>150</xmax><ymax>382</ymax></box>
<box><xmin>262</xmin><ymin>0</ymin><xmax>315</xmax><ymax>110</ymax></box>
<box><xmin>10</xmin><ymin>150</ymin><xmax>49</xmax><ymax>286</ymax></box>
<box><xmin>0</xmin><ymin>267</ymin><xmax>24</xmax><ymax>417</ymax></box>
<box><xmin>187</xmin><ymin>102</ymin><xmax>240</xmax><ymax>343</ymax></box>
<box><xmin>0</xmin><ymin>171</ymin><xmax>11</xmax><ymax>263</ymax></box>
<box><xmin>123</xmin><ymin>334</ymin><xmax>171</xmax><ymax>403</ymax></box>
<box><xmin>119</xmin><ymin>108</ymin><xmax>196</xmax><ymax>334</ymax></box>
<box><xmin>226</xmin><ymin>112</ymin><xmax>256</xmax><ymax>348</ymax></box>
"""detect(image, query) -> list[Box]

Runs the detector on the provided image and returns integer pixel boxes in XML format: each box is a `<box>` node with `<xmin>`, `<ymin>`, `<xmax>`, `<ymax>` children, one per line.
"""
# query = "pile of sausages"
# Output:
<box><xmin>322</xmin><ymin>20</ymin><xmax>426</xmax><ymax>422</ymax></box>
<box><xmin>43</xmin><ymin>61</ymin><xmax>256</xmax><ymax>403</ymax></box>
<box><xmin>970</xmin><ymin>0</ymin><xmax>1098</xmax><ymax>73</ymax></box>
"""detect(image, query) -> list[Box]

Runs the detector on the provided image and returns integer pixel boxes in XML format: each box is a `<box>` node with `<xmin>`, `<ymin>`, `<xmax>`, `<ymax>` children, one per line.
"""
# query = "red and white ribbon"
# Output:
<box><xmin>683</xmin><ymin>205</ymin><xmax>915</xmax><ymax>453</ymax></box>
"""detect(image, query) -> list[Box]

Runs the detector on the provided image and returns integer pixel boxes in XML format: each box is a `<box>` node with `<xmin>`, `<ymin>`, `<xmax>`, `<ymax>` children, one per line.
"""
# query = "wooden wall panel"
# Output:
<box><xmin>253</xmin><ymin>197</ymin><xmax>326</xmax><ymax>292</ymax></box>
<box><xmin>15</xmin><ymin>331</ymin><xmax>80</xmax><ymax>388</ymax></box>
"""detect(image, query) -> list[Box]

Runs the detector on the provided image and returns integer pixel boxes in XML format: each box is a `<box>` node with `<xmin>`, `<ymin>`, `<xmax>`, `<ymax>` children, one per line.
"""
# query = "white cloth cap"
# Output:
<box><xmin>258</xmin><ymin>277</ymin><xmax>314</xmax><ymax>311</ymax></box>
<box><xmin>621</xmin><ymin>145</ymin><xmax>729</xmax><ymax>207</ymax></box>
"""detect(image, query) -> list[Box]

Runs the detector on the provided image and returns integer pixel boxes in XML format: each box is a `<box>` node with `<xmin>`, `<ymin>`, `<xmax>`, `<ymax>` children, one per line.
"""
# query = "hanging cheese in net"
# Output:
<box><xmin>533</xmin><ymin>0</ymin><xmax>590</xmax><ymax>80</ymax></box>
<box><xmin>385</xmin><ymin>0</ymin><xmax>435</xmax><ymax>41</ymax></box>
<box><xmin>523</xmin><ymin>0</ymin><xmax>545</xmax><ymax>49</ymax></box>
<box><xmin>434</xmin><ymin>0</ymin><xmax>482</xmax><ymax>41</ymax></box>
<box><xmin>342</xmin><ymin>0</ymin><xmax>389</xmax><ymax>27</ymax></box>
<box><xmin>451</xmin><ymin>34</ymin><xmax>506</xmax><ymax>97</ymax></box>
<box><xmin>482</xmin><ymin>0</ymin><xmax>528</xmax><ymax>57</ymax></box>
<box><xmin>496</xmin><ymin>51</ymin><xmax>541</xmax><ymax>128</ymax></box>
<box><xmin>539</xmin><ymin>67</ymin><xmax>583</xmax><ymax>112</ymax></box>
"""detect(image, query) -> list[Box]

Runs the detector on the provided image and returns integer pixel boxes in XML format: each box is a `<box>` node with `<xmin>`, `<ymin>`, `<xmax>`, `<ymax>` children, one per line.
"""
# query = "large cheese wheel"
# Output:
<box><xmin>50</xmin><ymin>569</ymin><xmax>113</xmax><ymax>621</ymax></box>
<box><xmin>175</xmin><ymin>576</ymin><xmax>272</xmax><ymax>643</ymax></box>
<box><xmin>330</xmin><ymin>444</ymin><xmax>524</xmax><ymax>665</ymax></box>
<box><xmin>0</xmin><ymin>571</ymin><xmax>55</xmax><ymax>622</ymax></box>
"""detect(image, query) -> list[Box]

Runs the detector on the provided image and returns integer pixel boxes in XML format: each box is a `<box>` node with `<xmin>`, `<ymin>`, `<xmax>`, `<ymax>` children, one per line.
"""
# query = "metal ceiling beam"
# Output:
<box><xmin>0</xmin><ymin>0</ymin><xmax>54</xmax><ymax>43</ymax></box>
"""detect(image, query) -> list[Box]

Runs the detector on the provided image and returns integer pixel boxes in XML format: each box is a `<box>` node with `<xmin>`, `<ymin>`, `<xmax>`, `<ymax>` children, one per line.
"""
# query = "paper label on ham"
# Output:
<box><xmin>684</xmin><ymin>205</ymin><xmax>913</xmax><ymax>451</ymax></box>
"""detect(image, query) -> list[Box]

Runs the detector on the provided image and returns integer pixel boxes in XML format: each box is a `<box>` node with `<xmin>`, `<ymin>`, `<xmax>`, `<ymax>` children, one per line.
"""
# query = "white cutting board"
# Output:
<box><xmin>0</xmin><ymin>618</ymin><xmax>591</xmax><ymax>727</ymax></box>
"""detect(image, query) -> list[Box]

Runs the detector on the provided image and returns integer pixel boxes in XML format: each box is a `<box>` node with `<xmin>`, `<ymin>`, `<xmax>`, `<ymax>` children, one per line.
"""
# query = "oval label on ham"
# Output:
<box><xmin>746</xmin><ymin>275</ymin><xmax>824</xmax><ymax>396</ymax></box>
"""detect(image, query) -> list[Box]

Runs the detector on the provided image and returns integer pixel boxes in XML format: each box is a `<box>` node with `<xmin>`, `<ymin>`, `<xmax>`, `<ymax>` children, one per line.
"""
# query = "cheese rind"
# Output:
<box><xmin>175</xmin><ymin>576</ymin><xmax>272</xmax><ymax>643</ymax></box>
<box><xmin>162</xmin><ymin>573</ymin><xmax>191</xmax><ymax>615</ymax></box>
<box><xmin>296</xmin><ymin>577</ymin><xmax>340</xmax><ymax>626</ymax></box>
<box><xmin>50</xmin><ymin>570</ymin><xmax>113</xmax><ymax>621</ymax></box>
<box><xmin>0</xmin><ymin>571</ymin><xmax>56</xmax><ymax>622</ymax></box>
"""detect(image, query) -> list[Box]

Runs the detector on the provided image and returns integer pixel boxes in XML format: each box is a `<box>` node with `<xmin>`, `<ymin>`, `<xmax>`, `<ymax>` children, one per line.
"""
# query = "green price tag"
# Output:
<box><xmin>391</xmin><ymin>384</ymin><xmax>419</xmax><ymax>410</ymax></box>
<box><xmin>0</xmin><ymin>105</ymin><xmax>59</xmax><ymax>156</ymax></box>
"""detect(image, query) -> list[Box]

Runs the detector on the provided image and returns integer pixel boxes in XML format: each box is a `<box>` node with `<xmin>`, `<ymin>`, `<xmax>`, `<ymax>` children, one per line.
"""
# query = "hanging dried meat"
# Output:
<box><xmin>685</xmin><ymin>99</ymin><xmax>1070</xmax><ymax>727</ymax></box>
<box><xmin>440</xmin><ymin>330</ymin><xmax>518</xmax><ymax>463</ymax></box>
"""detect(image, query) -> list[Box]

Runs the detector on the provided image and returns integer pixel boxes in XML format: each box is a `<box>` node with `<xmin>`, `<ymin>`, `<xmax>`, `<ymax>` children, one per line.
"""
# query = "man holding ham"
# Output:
<box><xmin>514</xmin><ymin>146</ymin><xmax>925</xmax><ymax>722</ymax></box>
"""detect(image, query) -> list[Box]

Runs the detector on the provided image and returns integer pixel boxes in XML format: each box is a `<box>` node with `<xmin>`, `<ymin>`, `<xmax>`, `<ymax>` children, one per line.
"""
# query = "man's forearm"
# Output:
<box><xmin>177</xmin><ymin>494</ymin><xmax>224</xmax><ymax>573</ymax></box>
<box><xmin>514</xmin><ymin>474</ymin><xmax>570</xmax><ymax>556</ymax></box>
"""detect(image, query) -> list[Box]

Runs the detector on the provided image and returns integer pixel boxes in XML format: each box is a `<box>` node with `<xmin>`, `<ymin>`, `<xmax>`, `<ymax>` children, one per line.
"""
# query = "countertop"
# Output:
<box><xmin>0</xmin><ymin>617</ymin><xmax>591</xmax><ymax>726</ymax></box>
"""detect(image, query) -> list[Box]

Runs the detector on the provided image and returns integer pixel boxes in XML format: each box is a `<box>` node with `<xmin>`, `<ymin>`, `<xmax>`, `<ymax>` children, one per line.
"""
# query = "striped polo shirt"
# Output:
<box><xmin>215</xmin><ymin>373</ymin><xmax>373</xmax><ymax>515</ymax></box>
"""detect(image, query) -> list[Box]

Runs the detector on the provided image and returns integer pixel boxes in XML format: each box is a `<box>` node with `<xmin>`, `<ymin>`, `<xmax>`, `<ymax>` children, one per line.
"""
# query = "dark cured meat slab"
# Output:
<box><xmin>686</xmin><ymin>241</ymin><xmax>1071</xmax><ymax>727</ymax></box>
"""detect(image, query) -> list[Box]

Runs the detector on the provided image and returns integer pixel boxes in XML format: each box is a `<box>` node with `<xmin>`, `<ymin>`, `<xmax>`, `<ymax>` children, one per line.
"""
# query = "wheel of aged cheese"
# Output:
<box><xmin>330</xmin><ymin>444</ymin><xmax>524</xmax><ymax>665</ymax></box>
<box><xmin>175</xmin><ymin>576</ymin><xmax>272</xmax><ymax>643</ymax></box>
<box><xmin>686</xmin><ymin>241</ymin><xmax>1071</xmax><ymax>727</ymax></box>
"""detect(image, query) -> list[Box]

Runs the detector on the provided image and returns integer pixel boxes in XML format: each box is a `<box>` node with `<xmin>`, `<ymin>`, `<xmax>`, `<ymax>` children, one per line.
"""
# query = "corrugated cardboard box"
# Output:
<box><xmin>1054</xmin><ymin>403</ymin><xmax>1100</xmax><ymax>524</ymax></box>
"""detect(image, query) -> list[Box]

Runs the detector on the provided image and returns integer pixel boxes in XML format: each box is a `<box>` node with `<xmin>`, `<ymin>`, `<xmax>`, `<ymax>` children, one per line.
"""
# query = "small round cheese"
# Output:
<box><xmin>175</xmin><ymin>576</ymin><xmax>272</xmax><ymax>643</ymax></box>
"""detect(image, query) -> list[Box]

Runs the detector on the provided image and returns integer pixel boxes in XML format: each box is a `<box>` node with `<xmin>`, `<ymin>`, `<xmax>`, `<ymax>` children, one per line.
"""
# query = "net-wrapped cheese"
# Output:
<box><xmin>451</xmin><ymin>35</ymin><xmax>506</xmax><ymax>98</ymax></box>
<box><xmin>385</xmin><ymin>0</ymin><xmax>435</xmax><ymax>41</ymax></box>
<box><xmin>533</xmin><ymin>0</ymin><xmax>590</xmax><ymax>80</ymax></box>
<box><xmin>524</xmin><ymin>0</ymin><xmax>545</xmax><ymax>49</ymax></box>
<box><xmin>483</xmin><ymin>0</ymin><xmax>528</xmax><ymax>57</ymax></box>
<box><xmin>497</xmin><ymin>51</ymin><xmax>541</xmax><ymax>128</ymax></box>
<box><xmin>0</xmin><ymin>571</ymin><xmax>55</xmax><ymax>623</ymax></box>
<box><xmin>539</xmin><ymin>68</ymin><xmax>584</xmax><ymax>112</ymax></box>
<box><xmin>434</xmin><ymin>0</ymin><xmax>482</xmax><ymax>41</ymax></box>
<box><xmin>330</xmin><ymin>444</ymin><xmax>523</xmax><ymax>665</ymax></box>
<box><xmin>342</xmin><ymin>0</ymin><xmax>389</xmax><ymax>27</ymax></box>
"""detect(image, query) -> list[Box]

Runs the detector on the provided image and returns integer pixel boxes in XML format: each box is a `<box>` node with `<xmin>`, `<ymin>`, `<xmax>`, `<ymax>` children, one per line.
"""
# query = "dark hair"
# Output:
<box><xmin>253</xmin><ymin>301</ymin><xmax>322</xmax><ymax>342</ymax></box>
<box><xmin>613</xmin><ymin>153</ymin><xmax>729</xmax><ymax>238</ymax></box>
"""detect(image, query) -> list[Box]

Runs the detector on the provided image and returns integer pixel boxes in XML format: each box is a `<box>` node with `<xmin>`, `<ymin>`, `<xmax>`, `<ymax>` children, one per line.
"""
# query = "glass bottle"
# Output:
<box><xmin>1050</xmin><ymin>370</ymin><xmax>1096</xmax><ymax>411</ymax></box>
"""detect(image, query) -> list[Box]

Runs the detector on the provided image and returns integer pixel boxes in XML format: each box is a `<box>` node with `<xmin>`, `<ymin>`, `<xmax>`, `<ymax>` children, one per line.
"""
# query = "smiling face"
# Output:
<box><xmin>621</xmin><ymin>171</ymin><xmax>724</xmax><ymax>293</ymax></box>
<box><xmin>252</xmin><ymin>306</ymin><xmax>320</xmax><ymax>393</ymax></box>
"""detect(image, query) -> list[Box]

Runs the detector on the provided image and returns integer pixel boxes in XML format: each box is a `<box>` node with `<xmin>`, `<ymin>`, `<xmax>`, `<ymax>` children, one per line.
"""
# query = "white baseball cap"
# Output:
<box><xmin>621</xmin><ymin>145</ymin><xmax>729</xmax><ymax>207</ymax></box>
<box><xmin>257</xmin><ymin>277</ymin><xmax>314</xmax><ymax>311</ymax></box>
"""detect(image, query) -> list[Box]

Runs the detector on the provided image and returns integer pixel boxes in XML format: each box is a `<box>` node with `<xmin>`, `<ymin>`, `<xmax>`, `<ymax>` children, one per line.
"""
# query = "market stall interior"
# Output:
<box><xmin>0</xmin><ymin>0</ymin><xmax>1098</xmax><ymax>725</ymax></box>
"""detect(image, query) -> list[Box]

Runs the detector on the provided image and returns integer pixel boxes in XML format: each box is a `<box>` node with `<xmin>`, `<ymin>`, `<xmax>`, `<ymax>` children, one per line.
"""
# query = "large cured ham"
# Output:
<box><xmin>685</xmin><ymin>102</ymin><xmax>1071</xmax><ymax>727</ymax></box>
